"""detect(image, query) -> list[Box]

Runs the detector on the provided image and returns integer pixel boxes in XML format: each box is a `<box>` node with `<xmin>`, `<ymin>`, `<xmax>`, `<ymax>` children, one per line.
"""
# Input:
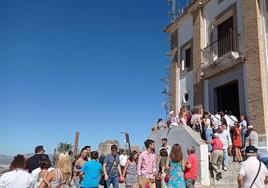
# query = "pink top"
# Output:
<box><xmin>137</xmin><ymin>150</ymin><xmax>156</xmax><ymax>179</ymax></box>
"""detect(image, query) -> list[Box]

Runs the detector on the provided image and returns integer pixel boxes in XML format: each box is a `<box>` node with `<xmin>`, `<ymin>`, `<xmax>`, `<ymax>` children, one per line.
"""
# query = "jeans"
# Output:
<box><xmin>185</xmin><ymin>179</ymin><xmax>195</xmax><ymax>188</ymax></box>
<box><xmin>241</xmin><ymin>131</ymin><xmax>246</xmax><ymax>148</ymax></box>
<box><xmin>106</xmin><ymin>175</ymin><xmax>119</xmax><ymax>188</ymax></box>
<box><xmin>205</xmin><ymin>128</ymin><xmax>213</xmax><ymax>152</ymax></box>
<box><xmin>74</xmin><ymin>177</ymin><xmax>81</xmax><ymax>188</ymax></box>
<box><xmin>223</xmin><ymin>149</ymin><xmax>228</xmax><ymax>167</ymax></box>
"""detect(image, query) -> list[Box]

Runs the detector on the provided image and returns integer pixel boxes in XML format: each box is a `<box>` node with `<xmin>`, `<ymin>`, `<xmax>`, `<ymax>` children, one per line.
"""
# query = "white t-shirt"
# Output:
<box><xmin>31</xmin><ymin>167</ymin><xmax>54</xmax><ymax>188</ymax></box>
<box><xmin>0</xmin><ymin>169</ymin><xmax>34</xmax><ymax>188</ymax></box>
<box><xmin>119</xmin><ymin>154</ymin><xmax>128</xmax><ymax>167</ymax></box>
<box><xmin>224</xmin><ymin>115</ymin><xmax>232</xmax><ymax>127</ymax></box>
<box><xmin>160</xmin><ymin>145</ymin><xmax>171</xmax><ymax>155</ymax></box>
<box><xmin>239</xmin><ymin>156</ymin><xmax>268</xmax><ymax>188</ymax></box>
<box><xmin>211</xmin><ymin>114</ymin><xmax>221</xmax><ymax>129</ymax></box>
<box><xmin>230</xmin><ymin>115</ymin><xmax>238</xmax><ymax>126</ymax></box>
<box><xmin>240</xmin><ymin>120</ymin><xmax>247</xmax><ymax>131</ymax></box>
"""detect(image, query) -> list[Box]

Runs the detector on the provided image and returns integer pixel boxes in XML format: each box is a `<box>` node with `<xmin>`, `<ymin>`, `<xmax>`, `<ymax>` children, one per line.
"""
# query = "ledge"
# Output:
<box><xmin>201</xmin><ymin>52</ymin><xmax>245</xmax><ymax>79</ymax></box>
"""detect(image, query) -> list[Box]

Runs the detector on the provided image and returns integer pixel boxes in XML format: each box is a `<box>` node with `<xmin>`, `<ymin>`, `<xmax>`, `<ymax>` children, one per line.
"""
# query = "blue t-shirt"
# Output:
<box><xmin>104</xmin><ymin>154</ymin><xmax>120</xmax><ymax>177</ymax></box>
<box><xmin>81</xmin><ymin>160</ymin><xmax>102</xmax><ymax>188</ymax></box>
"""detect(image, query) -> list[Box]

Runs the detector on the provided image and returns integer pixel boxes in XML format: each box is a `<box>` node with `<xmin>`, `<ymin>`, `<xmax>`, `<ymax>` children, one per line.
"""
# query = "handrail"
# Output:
<box><xmin>201</xmin><ymin>31</ymin><xmax>240</xmax><ymax>63</ymax></box>
<box><xmin>201</xmin><ymin>31</ymin><xmax>240</xmax><ymax>53</ymax></box>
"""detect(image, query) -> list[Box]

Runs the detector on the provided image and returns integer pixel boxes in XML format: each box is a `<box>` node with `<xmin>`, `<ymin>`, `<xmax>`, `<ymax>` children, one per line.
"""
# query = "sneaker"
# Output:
<box><xmin>218</xmin><ymin>172</ymin><xmax>222</xmax><ymax>179</ymax></box>
<box><xmin>216</xmin><ymin>172</ymin><xmax>222</xmax><ymax>181</ymax></box>
<box><xmin>223</xmin><ymin>166</ymin><xmax>227</xmax><ymax>171</ymax></box>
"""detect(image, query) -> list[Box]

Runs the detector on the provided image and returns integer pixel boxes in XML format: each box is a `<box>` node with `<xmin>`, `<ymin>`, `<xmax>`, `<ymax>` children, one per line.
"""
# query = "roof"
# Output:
<box><xmin>164</xmin><ymin>0</ymin><xmax>208</xmax><ymax>33</ymax></box>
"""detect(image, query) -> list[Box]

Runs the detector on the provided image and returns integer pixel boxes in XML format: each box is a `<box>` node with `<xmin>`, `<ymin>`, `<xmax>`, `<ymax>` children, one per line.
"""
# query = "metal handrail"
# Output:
<box><xmin>201</xmin><ymin>31</ymin><xmax>240</xmax><ymax>54</ymax></box>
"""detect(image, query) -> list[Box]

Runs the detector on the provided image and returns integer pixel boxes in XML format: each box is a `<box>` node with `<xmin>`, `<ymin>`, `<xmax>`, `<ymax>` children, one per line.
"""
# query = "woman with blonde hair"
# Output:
<box><xmin>39</xmin><ymin>152</ymin><xmax>72</xmax><ymax>188</ymax></box>
<box><xmin>166</xmin><ymin>144</ymin><xmax>186</xmax><ymax>188</ymax></box>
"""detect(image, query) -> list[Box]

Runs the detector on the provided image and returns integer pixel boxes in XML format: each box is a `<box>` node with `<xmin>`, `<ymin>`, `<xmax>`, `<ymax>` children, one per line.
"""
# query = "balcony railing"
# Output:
<box><xmin>201</xmin><ymin>31</ymin><xmax>240</xmax><ymax>65</ymax></box>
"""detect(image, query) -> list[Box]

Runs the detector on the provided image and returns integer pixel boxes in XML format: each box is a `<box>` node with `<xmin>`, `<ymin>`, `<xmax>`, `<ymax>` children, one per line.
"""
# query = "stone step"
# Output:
<box><xmin>209</xmin><ymin>184</ymin><xmax>268</xmax><ymax>188</ymax></box>
<box><xmin>209</xmin><ymin>186</ymin><xmax>237</xmax><ymax>188</ymax></box>
<box><xmin>211</xmin><ymin>177</ymin><xmax>238</xmax><ymax>186</ymax></box>
<box><xmin>221</xmin><ymin>171</ymin><xmax>239</xmax><ymax>178</ymax></box>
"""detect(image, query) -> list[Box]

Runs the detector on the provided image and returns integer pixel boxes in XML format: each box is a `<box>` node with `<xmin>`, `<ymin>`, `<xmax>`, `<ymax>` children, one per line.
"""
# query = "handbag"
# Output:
<box><xmin>249</xmin><ymin>161</ymin><xmax>261</xmax><ymax>188</ymax></box>
<box><xmin>164</xmin><ymin>173</ymin><xmax>170</xmax><ymax>183</ymax></box>
<box><xmin>145</xmin><ymin>182</ymin><xmax>150</xmax><ymax>188</ymax></box>
<box><xmin>99</xmin><ymin>155</ymin><xmax>117</xmax><ymax>186</ymax></box>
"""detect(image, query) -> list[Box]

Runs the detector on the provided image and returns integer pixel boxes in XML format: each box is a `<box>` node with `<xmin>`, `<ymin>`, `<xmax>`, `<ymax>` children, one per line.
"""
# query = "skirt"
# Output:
<box><xmin>125</xmin><ymin>174</ymin><xmax>138</xmax><ymax>186</ymax></box>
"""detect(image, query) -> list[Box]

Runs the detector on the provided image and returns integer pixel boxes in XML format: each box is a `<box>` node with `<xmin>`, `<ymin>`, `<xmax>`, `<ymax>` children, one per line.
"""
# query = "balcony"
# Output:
<box><xmin>202</xmin><ymin>31</ymin><xmax>240</xmax><ymax>64</ymax></box>
<box><xmin>201</xmin><ymin>31</ymin><xmax>244</xmax><ymax>79</ymax></box>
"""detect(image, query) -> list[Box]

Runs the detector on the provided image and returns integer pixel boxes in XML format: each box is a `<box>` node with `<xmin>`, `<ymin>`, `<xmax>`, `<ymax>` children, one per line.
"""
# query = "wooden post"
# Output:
<box><xmin>74</xmin><ymin>131</ymin><xmax>80</xmax><ymax>158</ymax></box>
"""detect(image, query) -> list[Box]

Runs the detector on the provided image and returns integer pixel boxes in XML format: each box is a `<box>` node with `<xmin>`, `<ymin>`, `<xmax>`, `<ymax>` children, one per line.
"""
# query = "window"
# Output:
<box><xmin>217</xmin><ymin>16</ymin><xmax>234</xmax><ymax>57</ymax></box>
<box><xmin>183</xmin><ymin>91</ymin><xmax>189</xmax><ymax>103</ymax></box>
<box><xmin>185</xmin><ymin>47</ymin><xmax>192</xmax><ymax>69</ymax></box>
<box><xmin>180</xmin><ymin>40</ymin><xmax>192</xmax><ymax>71</ymax></box>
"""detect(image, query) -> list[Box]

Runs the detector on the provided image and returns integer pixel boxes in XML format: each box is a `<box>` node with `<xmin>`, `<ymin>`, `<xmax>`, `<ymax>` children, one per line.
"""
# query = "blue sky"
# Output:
<box><xmin>0</xmin><ymin>0</ymin><xmax>187</xmax><ymax>155</ymax></box>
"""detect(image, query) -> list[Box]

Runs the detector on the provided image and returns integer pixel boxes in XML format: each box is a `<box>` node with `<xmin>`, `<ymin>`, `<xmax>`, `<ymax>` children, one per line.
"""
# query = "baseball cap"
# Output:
<box><xmin>246</xmin><ymin>146</ymin><xmax>258</xmax><ymax>154</ymax></box>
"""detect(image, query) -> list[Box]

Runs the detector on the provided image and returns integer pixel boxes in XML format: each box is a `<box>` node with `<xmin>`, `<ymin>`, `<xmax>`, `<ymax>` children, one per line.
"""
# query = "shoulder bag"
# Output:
<box><xmin>250</xmin><ymin>161</ymin><xmax>261</xmax><ymax>188</ymax></box>
<box><xmin>99</xmin><ymin>155</ymin><xmax>117</xmax><ymax>186</ymax></box>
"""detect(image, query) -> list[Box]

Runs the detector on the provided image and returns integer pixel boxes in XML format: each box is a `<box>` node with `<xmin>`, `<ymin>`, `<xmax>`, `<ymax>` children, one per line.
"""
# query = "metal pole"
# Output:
<box><xmin>126</xmin><ymin>133</ymin><xmax>131</xmax><ymax>152</ymax></box>
<box><xmin>120</xmin><ymin>132</ymin><xmax>131</xmax><ymax>153</ymax></box>
<box><xmin>74</xmin><ymin>131</ymin><xmax>80</xmax><ymax>159</ymax></box>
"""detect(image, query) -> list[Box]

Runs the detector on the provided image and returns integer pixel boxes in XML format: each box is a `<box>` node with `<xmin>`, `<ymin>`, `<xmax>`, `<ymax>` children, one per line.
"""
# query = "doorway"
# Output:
<box><xmin>215</xmin><ymin>80</ymin><xmax>240</xmax><ymax>117</ymax></box>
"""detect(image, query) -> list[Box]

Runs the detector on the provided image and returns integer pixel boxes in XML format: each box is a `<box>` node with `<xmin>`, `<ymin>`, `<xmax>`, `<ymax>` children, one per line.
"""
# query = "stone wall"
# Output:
<box><xmin>98</xmin><ymin>140</ymin><xmax>119</xmax><ymax>156</ymax></box>
<box><xmin>148</xmin><ymin>126</ymin><xmax>210</xmax><ymax>186</ymax></box>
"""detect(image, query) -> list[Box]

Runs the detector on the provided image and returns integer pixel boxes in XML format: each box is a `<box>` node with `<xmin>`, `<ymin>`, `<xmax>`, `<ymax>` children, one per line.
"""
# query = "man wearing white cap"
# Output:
<box><xmin>237</xmin><ymin>146</ymin><xmax>268</xmax><ymax>188</ymax></box>
<box><xmin>245</xmin><ymin>125</ymin><xmax>259</xmax><ymax>148</ymax></box>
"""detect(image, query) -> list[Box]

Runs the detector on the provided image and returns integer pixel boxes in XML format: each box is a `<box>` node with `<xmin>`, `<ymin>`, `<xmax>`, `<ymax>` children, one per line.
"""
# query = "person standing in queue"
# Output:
<box><xmin>103</xmin><ymin>145</ymin><xmax>123</xmax><ymax>188</ymax></box>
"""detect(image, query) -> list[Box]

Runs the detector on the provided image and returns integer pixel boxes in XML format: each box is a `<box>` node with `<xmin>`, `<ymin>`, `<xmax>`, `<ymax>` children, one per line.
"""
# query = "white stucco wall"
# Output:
<box><xmin>178</xmin><ymin>15</ymin><xmax>193</xmax><ymax>47</ymax></box>
<box><xmin>177</xmin><ymin>14</ymin><xmax>194</xmax><ymax>110</ymax></box>
<box><xmin>180</xmin><ymin>71</ymin><xmax>194</xmax><ymax>109</ymax></box>
<box><xmin>148</xmin><ymin>127</ymin><xmax>210</xmax><ymax>186</ymax></box>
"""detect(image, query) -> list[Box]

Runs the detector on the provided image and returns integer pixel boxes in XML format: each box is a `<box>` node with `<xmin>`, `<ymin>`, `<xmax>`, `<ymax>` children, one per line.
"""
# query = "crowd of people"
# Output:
<box><xmin>0</xmin><ymin>138</ymin><xmax>199</xmax><ymax>188</ymax></box>
<box><xmin>153</xmin><ymin>106</ymin><xmax>268</xmax><ymax>186</ymax></box>
<box><xmin>1</xmin><ymin>106</ymin><xmax>268</xmax><ymax>188</ymax></box>
<box><xmin>154</xmin><ymin>107</ymin><xmax>262</xmax><ymax>168</ymax></box>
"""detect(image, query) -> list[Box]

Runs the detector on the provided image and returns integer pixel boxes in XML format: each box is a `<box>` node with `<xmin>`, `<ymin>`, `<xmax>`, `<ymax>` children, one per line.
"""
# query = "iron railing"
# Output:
<box><xmin>201</xmin><ymin>31</ymin><xmax>240</xmax><ymax>64</ymax></box>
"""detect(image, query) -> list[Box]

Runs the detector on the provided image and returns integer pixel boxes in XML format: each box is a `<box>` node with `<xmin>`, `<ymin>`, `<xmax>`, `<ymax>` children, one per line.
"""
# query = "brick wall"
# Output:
<box><xmin>192</xmin><ymin>9</ymin><xmax>205</xmax><ymax>106</ymax></box>
<box><xmin>242</xmin><ymin>0</ymin><xmax>268</xmax><ymax>142</ymax></box>
<box><xmin>170</xmin><ymin>59</ymin><xmax>178</xmax><ymax>113</ymax></box>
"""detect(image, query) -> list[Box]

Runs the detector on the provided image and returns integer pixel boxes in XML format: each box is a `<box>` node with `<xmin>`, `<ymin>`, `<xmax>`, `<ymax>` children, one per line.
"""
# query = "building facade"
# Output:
<box><xmin>165</xmin><ymin>0</ymin><xmax>268</xmax><ymax>150</ymax></box>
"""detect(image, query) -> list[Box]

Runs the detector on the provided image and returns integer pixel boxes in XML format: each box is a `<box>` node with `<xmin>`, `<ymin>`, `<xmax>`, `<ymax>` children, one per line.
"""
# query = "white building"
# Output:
<box><xmin>165</xmin><ymin>0</ymin><xmax>268</xmax><ymax>149</ymax></box>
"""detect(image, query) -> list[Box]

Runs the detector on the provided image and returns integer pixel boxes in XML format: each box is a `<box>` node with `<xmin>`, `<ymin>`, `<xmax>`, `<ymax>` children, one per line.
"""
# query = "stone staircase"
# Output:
<box><xmin>209</xmin><ymin>159</ymin><xmax>240</xmax><ymax>188</ymax></box>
